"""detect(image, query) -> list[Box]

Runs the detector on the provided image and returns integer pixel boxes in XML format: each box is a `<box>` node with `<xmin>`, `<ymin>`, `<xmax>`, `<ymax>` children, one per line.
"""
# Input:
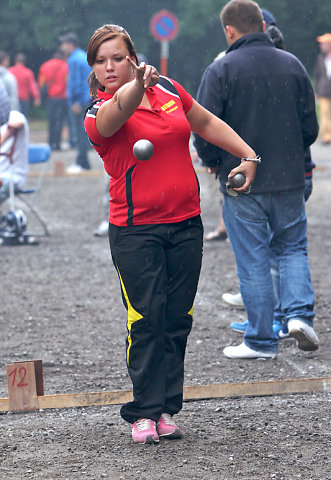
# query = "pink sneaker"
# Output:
<box><xmin>131</xmin><ymin>418</ymin><xmax>159</xmax><ymax>444</ymax></box>
<box><xmin>156</xmin><ymin>413</ymin><xmax>183</xmax><ymax>439</ymax></box>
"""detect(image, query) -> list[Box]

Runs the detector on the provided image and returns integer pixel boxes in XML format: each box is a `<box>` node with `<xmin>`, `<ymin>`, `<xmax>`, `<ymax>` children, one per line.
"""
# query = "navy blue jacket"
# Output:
<box><xmin>194</xmin><ymin>33</ymin><xmax>319</xmax><ymax>193</ymax></box>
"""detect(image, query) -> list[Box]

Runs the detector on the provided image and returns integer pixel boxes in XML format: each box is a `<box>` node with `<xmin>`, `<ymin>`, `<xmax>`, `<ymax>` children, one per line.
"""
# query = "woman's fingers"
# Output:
<box><xmin>126</xmin><ymin>56</ymin><xmax>137</xmax><ymax>69</ymax></box>
<box><xmin>126</xmin><ymin>57</ymin><xmax>159</xmax><ymax>88</ymax></box>
<box><xmin>145</xmin><ymin>66</ymin><xmax>159</xmax><ymax>87</ymax></box>
<box><xmin>143</xmin><ymin>65</ymin><xmax>160</xmax><ymax>88</ymax></box>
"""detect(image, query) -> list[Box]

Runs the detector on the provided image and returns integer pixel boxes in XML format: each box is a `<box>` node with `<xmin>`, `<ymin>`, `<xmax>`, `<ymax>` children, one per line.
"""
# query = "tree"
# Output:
<box><xmin>1</xmin><ymin>0</ymin><xmax>330</xmax><ymax>96</ymax></box>
<box><xmin>260</xmin><ymin>0</ymin><xmax>331</xmax><ymax>71</ymax></box>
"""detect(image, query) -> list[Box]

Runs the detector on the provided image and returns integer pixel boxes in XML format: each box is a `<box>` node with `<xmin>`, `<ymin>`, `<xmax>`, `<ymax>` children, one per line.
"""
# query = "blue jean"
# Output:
<box><xmin>223</xmin><ymin>189</ymin><xmax>315</xmax><ymax>353</ymax></box>
<box><xmin>270</xmin><ymin>176</ymin><xmax>313</xmax><ymax>324</ymax></box>
<box><xmin>46</xmin><ymin>98</ymin><xmax>68</xmax><ymax>150</ymax></box>
<box><xmin>72</xmin><ymin>106</ymin><xmax>91</xmax><ymax>169</ymax></box>
<box><xmin>19</xmin><ymin>100</ymin><xmax>29</xmax><ymax>117</ymax></box>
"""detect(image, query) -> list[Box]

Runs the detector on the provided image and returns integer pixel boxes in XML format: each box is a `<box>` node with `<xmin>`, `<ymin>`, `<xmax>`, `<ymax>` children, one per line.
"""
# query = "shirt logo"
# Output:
<box><xmin>161</xmin><ymin>99</ymin><xmax>178</xmax><ymax>114</ymax></box>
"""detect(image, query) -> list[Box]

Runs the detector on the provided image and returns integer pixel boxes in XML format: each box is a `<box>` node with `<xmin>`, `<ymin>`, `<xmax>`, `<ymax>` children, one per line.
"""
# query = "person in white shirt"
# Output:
<box><xmin>0</xmin><ymin>110</ymin><xmax>29</xmax><ymax>203</ymax></box>
<box><xmin>0</xmin><ymin>51</ymin><xmax>19</xmax><ymax>111</ymax></box>
<box><xmin>0</xmin><ymin>81</ymin><xmax>10</xmax><ymax>126</ymax></box>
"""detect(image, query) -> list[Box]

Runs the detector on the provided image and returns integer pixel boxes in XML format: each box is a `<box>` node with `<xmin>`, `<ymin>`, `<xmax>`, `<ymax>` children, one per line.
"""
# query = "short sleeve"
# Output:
<box><xmin>169</xmin><ymin>79</ymin><xmax>193</xmax><ymax>114</ymax></box>
<box><xmin>84</xmin><ymin>100</ymin><xmax>109</xmax><ymax>150</ymax></box>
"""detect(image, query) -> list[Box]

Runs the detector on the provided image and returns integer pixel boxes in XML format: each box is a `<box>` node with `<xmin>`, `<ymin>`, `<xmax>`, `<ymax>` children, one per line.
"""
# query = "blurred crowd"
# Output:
<box><xmin>0</xmin><ymin>32</ymin><xmax>93</xmax><ymax>174</ymax></box>
<box><xmin>0</xmin><ymin>27</ymin><xmax>330</xmax><ymax>160</ymax></box>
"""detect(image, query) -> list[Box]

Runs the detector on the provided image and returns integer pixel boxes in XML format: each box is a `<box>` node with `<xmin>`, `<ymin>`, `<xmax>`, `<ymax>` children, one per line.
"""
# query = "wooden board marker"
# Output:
<box><xmin>6</xmin><ymin>360</ymin><xmax>44</xmax><ymax>412</ymax></box>
<box><xmin>1</xmin><ymin>368</ymin><xmax>330</xmax><ymax>414</ymax></box>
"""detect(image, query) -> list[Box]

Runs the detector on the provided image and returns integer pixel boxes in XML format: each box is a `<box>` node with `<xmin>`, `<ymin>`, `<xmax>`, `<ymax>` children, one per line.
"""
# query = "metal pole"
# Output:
<box><xmin>160</xmin><ymin>40</ymin><xmax>169</xmax><ymax>76</ymax></box>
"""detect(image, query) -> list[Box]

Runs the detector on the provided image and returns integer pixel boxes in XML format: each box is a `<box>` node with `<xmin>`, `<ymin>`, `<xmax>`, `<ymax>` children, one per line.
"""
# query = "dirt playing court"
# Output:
<box><xmin>0</xmin><ymin>125</ymin><xmax>330</xmax><ymax>479</ymax></box>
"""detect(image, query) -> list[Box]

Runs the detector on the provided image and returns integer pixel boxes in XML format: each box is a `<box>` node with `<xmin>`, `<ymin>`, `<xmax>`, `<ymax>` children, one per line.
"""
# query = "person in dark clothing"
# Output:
<box><xmin>224</xmin><ymin>7</ymin><xmax>316</xmax><ymax>336</ymax></box>
<box><xmin>261</xmin><ymin>8</ymin><xmax>286</xmax><ymax>50</ymax></box>
<box><xmin>194</xmin><ymin>0</ymin><xmax>320</xmax><ymax>359</ymax></box>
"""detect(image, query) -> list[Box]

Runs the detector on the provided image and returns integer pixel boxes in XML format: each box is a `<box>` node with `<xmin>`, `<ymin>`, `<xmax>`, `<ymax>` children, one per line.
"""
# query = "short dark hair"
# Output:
<box><xmin>15</xmin><ymin>53</ymin><xmax>26</xmax><ymax>64</ymax></box>
<box><xmin>59</xmin><ymin>32</ymin><xmax>79</xmax><ymax>46</ymax></box>
<box><xmin>220</xmin><ymin>0</ymin><xmax>263</xmax><ymax>35</ymax></box>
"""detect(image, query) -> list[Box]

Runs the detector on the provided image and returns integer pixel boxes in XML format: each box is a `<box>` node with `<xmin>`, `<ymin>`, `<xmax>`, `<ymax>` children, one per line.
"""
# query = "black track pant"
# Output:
<box><xmin>109</xmin><ymin>216</ymin><xmax>203</xmax><ymax>424</ymax></box>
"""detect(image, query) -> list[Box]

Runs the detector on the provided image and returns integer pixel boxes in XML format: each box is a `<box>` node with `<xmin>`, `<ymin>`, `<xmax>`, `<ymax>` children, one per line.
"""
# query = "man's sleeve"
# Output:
<box><xmin>193</xmin><ymin>64</ymin><xmax>226</xmax><ymax>168</ymax></box>
<box><xmin>67</xmin><ymin>58</ymin><xmax>74</xmax><ymax>106</ymax></box>
<box><xmin>0</xmin><ymin>82</ymin><xmax>10</xmax><ymax>126</ymax></box>
<box><xmin>70</xmin><ymin>58</ymin><xmax>90</xmax><ymax>106</ymax></box>
<box><xmin>71</xmin><ymin>61</ymin><xmax>84</xmax><ymax>104</ymax></box>
<box><xmin>299</xmin><ymin>74</ymin><xmax>319</xmax><ymax>149</ymax></box>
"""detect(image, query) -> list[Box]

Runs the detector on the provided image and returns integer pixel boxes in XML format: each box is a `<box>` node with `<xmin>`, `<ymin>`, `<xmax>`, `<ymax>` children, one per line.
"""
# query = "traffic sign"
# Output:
<box><xmin>150</xmin><ymin>9</ymin><xmax>179</xmax><ymax>42</ymax></box>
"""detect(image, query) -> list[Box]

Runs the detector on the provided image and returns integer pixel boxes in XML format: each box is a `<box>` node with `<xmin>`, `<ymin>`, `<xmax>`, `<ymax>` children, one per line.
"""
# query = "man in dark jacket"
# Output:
<box><xmin>194</xmin><ymin>0</ymin><xmax>319</xmax><ymax>359</ymax></box>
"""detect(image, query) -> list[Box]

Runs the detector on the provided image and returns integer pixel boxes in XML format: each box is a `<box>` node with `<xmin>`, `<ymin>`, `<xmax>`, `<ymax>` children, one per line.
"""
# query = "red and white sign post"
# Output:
<box><xmin>150</xmin><ymin>9</ymin><xmax>179</xmax><ymax>76</ymax></box>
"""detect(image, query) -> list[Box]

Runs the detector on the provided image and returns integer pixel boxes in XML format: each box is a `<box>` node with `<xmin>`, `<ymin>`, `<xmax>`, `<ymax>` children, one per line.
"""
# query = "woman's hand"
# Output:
<box><xmin>126</xmin><ymin>57</ymin><xmax>159</xmax><ymax>89</ymax></box>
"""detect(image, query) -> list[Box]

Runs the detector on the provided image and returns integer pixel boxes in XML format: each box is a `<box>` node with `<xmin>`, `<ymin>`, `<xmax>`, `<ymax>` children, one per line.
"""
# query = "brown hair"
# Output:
<box><xmin>87</xmin><ymin>24</ymin><xmax>138</xmax><ymax>98</ymax></box>
<box><xmin>220</xmin><ymin>0</ymin><xmax>263</xmax><ymax>35</ymax></box>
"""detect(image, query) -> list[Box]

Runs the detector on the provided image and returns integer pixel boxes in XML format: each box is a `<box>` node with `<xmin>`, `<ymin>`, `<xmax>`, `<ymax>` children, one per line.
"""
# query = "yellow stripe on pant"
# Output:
<box><xmin>117</xmin><ymin>268</ymin><xmax>143</xmax><ymax>365</ymax></box>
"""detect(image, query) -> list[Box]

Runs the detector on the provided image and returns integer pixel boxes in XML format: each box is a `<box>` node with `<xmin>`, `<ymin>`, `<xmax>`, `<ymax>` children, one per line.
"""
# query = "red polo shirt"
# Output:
<box><xmin>85</xmin><ymin>79</ymin><xmax>200</xmax><ymax>227</ymax></box>
<box><xmin>38</xmin><ymin>58</ymin><xmax>68</xmax><ymax>99</ymax></box>
<box><xmin>9</xmin><ymin>63</ymin><xmax>40</xmax><ymax>101</ymax></box>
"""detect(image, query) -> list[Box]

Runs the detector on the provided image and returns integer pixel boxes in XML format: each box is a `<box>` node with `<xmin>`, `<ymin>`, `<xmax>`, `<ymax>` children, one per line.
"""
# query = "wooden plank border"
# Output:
<box><xmin>182</xmin><ymin>377</ymin><xmax>331</xmax><ymax>400</ymax></box>
<box><xmin>0</xmin><ymin>377</ymin><xmax>329</xmax><ymax>413</ymax></box>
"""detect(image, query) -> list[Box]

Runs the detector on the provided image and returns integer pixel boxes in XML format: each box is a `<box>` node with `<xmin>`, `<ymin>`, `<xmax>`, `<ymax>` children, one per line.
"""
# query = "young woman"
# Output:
<box><xmin>84</xmin><ymin>24</ymin><xmax>258</xmax><ymax>444</ymax></box>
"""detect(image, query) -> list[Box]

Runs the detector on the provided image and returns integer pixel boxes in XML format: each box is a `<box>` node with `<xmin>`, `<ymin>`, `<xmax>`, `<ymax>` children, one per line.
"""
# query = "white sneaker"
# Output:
<box><xmin>223</xmin><ymin>342</ymin><xmax>277</xmax><ymax>359</ymax></box>
<box><xmin>60</xmin><ymin>141</ymin><xmax>70</xmax><ymax>151</ymax></box>
<box><xmin>288</xmin><ymin>319</ymin><xmax>319</xmax><ymax>351</ymax></box>
<box><xmin>66</xmin><ymin>164</ymin><xmax>83</xmax><ymax>174</ymax></box>
<box><xmin>222</xmin><ymin>292</ymin><xmax>245</xmax><ymax>308</ymax></box>
<box><xmin>93</xmin><ymin>220</ymin><xmax>109</xmax><ymax>237</ymax></box>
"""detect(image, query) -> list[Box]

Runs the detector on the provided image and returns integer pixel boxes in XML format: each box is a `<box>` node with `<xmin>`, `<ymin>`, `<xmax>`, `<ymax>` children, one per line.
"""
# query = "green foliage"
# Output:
<box><xmin>2</xmin><ymin>0</ymin><xmax>330</xmax><ymax>95</ymax></box>
<box><xmin>260</xmin><ymin>0</ymin><xmax>330</xmax><ymax>71</ymax></box>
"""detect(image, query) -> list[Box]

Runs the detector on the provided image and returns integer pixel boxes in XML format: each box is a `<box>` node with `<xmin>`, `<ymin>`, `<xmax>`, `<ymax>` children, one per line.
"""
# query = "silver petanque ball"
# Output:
<box><xmin>133</xmin><ymin>139</ymin><xmax>154</xmax><ymax>161</ymax></box>
<box><xmin>229</xmin><ymin>172</ymin><xmax>246</xmax><ymax>188</ymax></box>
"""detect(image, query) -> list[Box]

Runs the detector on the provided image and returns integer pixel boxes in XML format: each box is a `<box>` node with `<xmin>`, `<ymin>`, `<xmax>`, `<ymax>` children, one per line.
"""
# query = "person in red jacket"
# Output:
<box><xmin>84</xmin><ymin>24</ymin><xmax>257</xmax><ymax>445</ymax></box>
<box><xmin>9</xmin><ymin>53</ymin><xmax>40</xmax><ymax>117</ymax></box>
<box><xmin>38</xmin><ymin>51</ymin><xmax>68</xmax><ymax>150</ymax></box>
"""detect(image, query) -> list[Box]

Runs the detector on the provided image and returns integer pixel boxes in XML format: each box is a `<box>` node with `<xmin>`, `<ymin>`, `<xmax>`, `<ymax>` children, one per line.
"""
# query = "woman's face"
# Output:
<box><xmin>93</xmin><ymin>37</ymin><xmax>135</xmax><ymax>94</ymax></box>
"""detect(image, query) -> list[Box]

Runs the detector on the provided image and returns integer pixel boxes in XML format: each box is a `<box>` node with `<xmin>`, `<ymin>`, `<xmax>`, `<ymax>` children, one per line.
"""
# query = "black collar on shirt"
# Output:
<box><xmin>226</xmin><ymin>32</ymin><xmax>274</xmax><ymax>54</ymax></box>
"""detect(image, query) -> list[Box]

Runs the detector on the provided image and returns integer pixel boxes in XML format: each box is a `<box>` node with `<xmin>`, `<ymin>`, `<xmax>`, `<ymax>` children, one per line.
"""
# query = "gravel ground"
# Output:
<box><xmin>0</xmin><ymin>125</ymin><xmax>330</xmax><ymax>479</ymax></box>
